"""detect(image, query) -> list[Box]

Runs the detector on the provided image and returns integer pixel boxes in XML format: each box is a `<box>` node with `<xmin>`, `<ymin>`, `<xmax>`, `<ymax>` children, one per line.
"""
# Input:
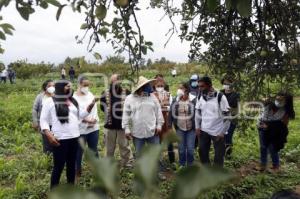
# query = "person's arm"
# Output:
<box><xmin>220</xmin><ymin>95</ymin><xmax>231</xmax><ymax>135</ymax></box>
<box><xmin>282</xmin><ymin>114</ymin><xmax>289</xmax><ymax>126</ymax></box>
<box><xmin>168</xmin><ymin>100</ymin><xmax>174</xmax><ymax>129</ymax></box>
<box><xmin>154</xmin><ymin>97</ymin><xmax>164</xmax><ymax>132</ymax></box>
<box><xmin>40</xmin><ymin>100</ymin><xmax>60</xmax><ymax>146</ymax></box>
<box><xmin>32</xmin><ymin>94</ymin><xmax>41</xmax><ymax>129</ymax></box>
<box><xmin>100</xmin><ymin>91</ymin><xmax>106</xmax><ymax>112</ymax></box>
<box><xmin>195</xmin><ymin>105</ymin><xmax>202</xmax><ymax>136</ymax></box>
<box><xmin>122</xmin><ymin>96</ymin><xmax>132</xmax><ymax>135</ymax></box>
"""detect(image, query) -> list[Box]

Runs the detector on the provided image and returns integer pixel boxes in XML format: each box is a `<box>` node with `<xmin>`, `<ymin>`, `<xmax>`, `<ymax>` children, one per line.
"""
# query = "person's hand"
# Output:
<box><xmin>125</xmin><ymin>133</ymin><xmax>132</xmax><ymax>140</ymax></box>
<box><xmin>45</xmin><ymin>131</ymin><xmax>60</xmax><ymax>147</ymax></box>
<box><xmin>195</xmin><ymin>128</ymin><xmax>201</xmax><ymax>136</ymax></box>
<box><xmin>216</xmin><ymin>133</ymin><xmax>225</xmax><ymax>141</ymax></box>
<box><xmin>259</xmin><ymin>122</ymin><xmax>268</xmax><ymax>129</ymax></box>
<box><xmin>32</xmin><ymin>123</ymin><xmax>39</xmax><ymax>131</ymax></box>
<box><xmin>155</xmin><ymin>128</ymin><xmax>162</xmax><ymax>135</ymax></box>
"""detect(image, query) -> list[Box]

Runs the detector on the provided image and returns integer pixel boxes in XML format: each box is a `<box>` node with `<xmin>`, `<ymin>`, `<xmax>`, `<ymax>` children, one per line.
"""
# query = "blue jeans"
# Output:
<box><xmin>76</xmin><ymin>130</ymin><xmax>99</xmax><ymax>172</ymax></box>
<box><xmin>225</xmin><ymin>122</ymin><xmax>237</xmax><ymax>146</ymax></box>
<box><xmin>176</xmin><ymin>129</ymin><xmax>196</xmax><ymax>166</ymax></box>
<box><xmin>259</xmin><ymin>130</ymin><xmax>280</xmax><ymax>167</ymax></box>
<box><xmin>133</xmin><ymin>135</ymin><xmax>159</xmax><ymax>157</ymax></box>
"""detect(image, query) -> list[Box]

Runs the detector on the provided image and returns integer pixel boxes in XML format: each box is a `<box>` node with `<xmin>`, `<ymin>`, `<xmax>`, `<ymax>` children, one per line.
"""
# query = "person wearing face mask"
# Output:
<box><xmin>122</xmin><ymin>76</ymin><xmax>165</xmax><ymax>178</ymax></box>
<box><xmin>153</xmin><ymin>77</ymin><xmax>175</xmax><ymax>166</ymax></box>
<box><xmin>257</xmin><ymin>92</ymin><xmax>295</xmax><ymax>172</ymax></box>
<box><xmin>73</xmin><ymin>76</ymin><xmax>100</xmax><ymax>179</ymax></box>
<box><xmin>100</xmin><ymin>74</ymin><xmax>133</xmax><ymax>168</ymax></box>
<box><xmin>169</xmin><ymin>82</ymin><xmax>196</xmax><ymax>167</ymax></box>
<box><xmin>40</xmin><ymin>80</ymin><xmax>96</xmax><ymax>188</ymax></box>
<box><xmin>123</xmin><ymin>76</ymin><xmax>164</xmax><ymax>152</ymax></box>
<box><xmin>189</xmin><ymin>74</ymin><xmax>200</xmax><ymax>97</ymax></box>
<box><xmin>32</xmin><ymin>79</ymin><xmax>55</xmax><ymax>154</ymax></box>
<box><xmin>195</xmin><ymin>76</ymin><xmax>231</xmax><ymax>168</ymax></box>
<box><xmin>220</xmin><ymin>76</ymin><xmax>240</xmax><ymax>158</ymax></box>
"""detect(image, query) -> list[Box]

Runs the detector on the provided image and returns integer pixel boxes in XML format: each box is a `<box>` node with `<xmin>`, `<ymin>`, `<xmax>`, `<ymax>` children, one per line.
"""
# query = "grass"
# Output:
<box><xmin>0</xmin><ymin>71</ymin><xmax>300</xmax><ymax>199</ymax></box>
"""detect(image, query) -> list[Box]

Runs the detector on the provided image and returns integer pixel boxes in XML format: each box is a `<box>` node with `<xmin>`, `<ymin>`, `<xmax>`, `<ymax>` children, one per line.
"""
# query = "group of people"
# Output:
<box><xmin>0</xmin><ymin>68</ymin><xmax>16</xmax><ymax>84</ymax></box>
<box><xmin>31</xmin><ymin>72</ymin><xmax>295</xmax><ymax>189</ymax></box>
<box><xmin>61</xmin><ymin>66</ymin><xmax>76</xmax><ymax>82</ymax></box>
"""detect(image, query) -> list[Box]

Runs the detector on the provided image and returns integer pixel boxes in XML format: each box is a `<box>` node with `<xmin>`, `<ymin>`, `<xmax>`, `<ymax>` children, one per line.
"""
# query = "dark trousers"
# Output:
<box><xmin>167</xmin><ymin>144</ymin><xmax>175</xmax><ymax>163</ymax></box>
<box><xmin>0</xmin><ymin>77</ymin><xmax>6</xmax><ymax>83</ymax></box>
<box><xmin>76</xmin><ymin>130</ymin><xmax>99</xmax><ymax>172</ymax></box>
<box><xmin>225</xmin><ymin>122</ymin><xmax>237</xmax><ymax>146</ymax></box>
<box><xmin>259</xmin><ymin>130</ymin><xmax>280</xmax><ymax>167</ymax></box>
<box><xmin>199</xmin><ymin>131</ymin><xmax>225</xmax><ymax>167</ymax></box>
<box><xmin>51</xmin><ymin>137</ymin><xmax>78</xmax><ymax>189</ymax></box>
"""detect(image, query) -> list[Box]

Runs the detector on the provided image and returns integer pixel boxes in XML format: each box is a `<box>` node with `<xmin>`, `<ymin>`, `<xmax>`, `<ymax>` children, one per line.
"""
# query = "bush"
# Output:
<box><xmin>9</xmin><ymin>60</ymin><xmax>54</xmax><ymax>79</ymax></box>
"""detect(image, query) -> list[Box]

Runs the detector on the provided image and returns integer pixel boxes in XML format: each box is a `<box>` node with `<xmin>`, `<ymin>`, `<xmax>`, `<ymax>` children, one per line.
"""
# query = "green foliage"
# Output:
<box><xmin>1</xmin><ymin>72</ymin><xmax>300</xmax><ymax>199</ymax></box>
<box><xmin>8</xmin><ymin>60</ymin><xmax>54</xmax><ymax>79</ymax></box>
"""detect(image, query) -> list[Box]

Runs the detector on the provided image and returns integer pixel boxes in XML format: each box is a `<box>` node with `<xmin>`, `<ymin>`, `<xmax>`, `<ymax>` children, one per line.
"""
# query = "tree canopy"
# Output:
<box><xmin>0</xmin><ymin>0</ymin><xmax>299</xmax><ymax>97</ymax></box>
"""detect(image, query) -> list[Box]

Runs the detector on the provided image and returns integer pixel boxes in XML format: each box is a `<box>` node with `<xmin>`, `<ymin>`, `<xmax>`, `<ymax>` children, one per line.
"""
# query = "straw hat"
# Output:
<box><xmin>133</xmin><ymin>76</ymin><xmax>156</xmax><ymax>93</ymax></box>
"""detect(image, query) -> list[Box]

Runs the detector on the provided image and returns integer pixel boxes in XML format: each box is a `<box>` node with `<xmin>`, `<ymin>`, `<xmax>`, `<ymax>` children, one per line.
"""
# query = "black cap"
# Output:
<box><xmin>199</xmin><ymin>76</ymin><xmax>212</xmax><ymax>86</ymax></box>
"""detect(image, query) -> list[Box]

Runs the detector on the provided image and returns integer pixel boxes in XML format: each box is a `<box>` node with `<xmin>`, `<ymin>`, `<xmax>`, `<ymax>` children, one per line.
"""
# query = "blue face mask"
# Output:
<box><xmin>191</xmin><ymin>81</ymin><xmax>198</xmax><ymax>88</ymax></box>
<box><xmin>143</xmin><ymin>84</ymin><xmax>153</xmax><ymax>95</ymax></box>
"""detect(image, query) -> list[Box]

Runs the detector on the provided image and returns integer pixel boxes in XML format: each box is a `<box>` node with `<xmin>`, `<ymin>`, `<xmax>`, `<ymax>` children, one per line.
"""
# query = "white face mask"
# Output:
<box><xmin>156</xmin><ymin>87</ymin><xmax>164</xmax><ymax>92</ymax></box>
<box><xmin>80</xmin><ymin>87</ymin><xmax>89</xmax><ymax>95</ymax></box>
<box><xmin>177</xmin><ymin>89</ymin><xmax>184</xmax><ymax>97</ymax></box>
<box><xmin>275</xmin><ymin>100</ymin><xmax>285</xmax><ymax>108</ymax></box>
<box><xmin>46</xmin><ymin>86</ymin><xmax>55</xmax><ymax>94</ymax></box>
<box><xmin>223</xmin><ymin>84</ymin><xmax>230</xmax><ymax>90</ymax></box>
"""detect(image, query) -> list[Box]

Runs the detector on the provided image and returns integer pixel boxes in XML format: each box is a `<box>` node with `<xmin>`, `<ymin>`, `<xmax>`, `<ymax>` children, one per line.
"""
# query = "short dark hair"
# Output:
<box><xmin>221</xmin><ymin>76</ymin><xmax>234</xmax><ymax>84</ymax></box>
<box><xmin>199</xmin><ymin>76</ymin><xmax>212</xmax><ymax>86</ymax></box>
<box><xmin>42</xmin><ymin>79</ymin><xmax>53</xmax><ymax>91</ymax></box>
<box><xmin>78</xmin><ymin>75</ymin><xmax>88</xmax><ymax>84</ymax></box>
<box><xmin>181</xmin><ymin>81</ymin><xmax>190</xmax><ymax>93</ymax></box>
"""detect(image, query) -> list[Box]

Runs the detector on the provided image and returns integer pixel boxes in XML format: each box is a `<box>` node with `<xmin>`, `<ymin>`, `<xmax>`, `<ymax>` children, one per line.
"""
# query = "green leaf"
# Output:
<box><xmin>0</xmin><ymin>30</ymin><xmax>6</xmax><ymax>40</ymax></box>
<box><xmin>134</xmin><ymin>145</ymin><xmax>162</xmax><ymax>191</ymax></box>
<box><xmin>237</xmin><ymin>0</ymin><xmax>252</xmax><ymax>17</ymax></box>
<box><xmin>0</xmin><ymin>46</ymin><xmax>4</xmax><ymax>54</ymax></box>
<box><xmin>207</xmin><ymin>0</ymin><xmax>219</xmax><ymax>12</ymax></box>
<box><xmin>56</xmin><ymin>4</ymin><xmax>66</xmax><ymax>21</ymax></box>
<box><xmin>0</xmin><ymin>23</ymin><xmax>15</xmax><ymax>30</ymax></box>
<box><xmin>225</xmin><ymin>0</ymin><xmax>238</xmax><ymax>9</ymax></box>
<box><xmin>80</xmin><ymin>23</ymin><xmax>89</xmax><ymax>29</ymax></box>
<box><xmin>95</xmin><ymin>4</ymin><xmax>107</xmax><ymax>20</ymax></box>
<box><xmin>93</xmin><ymin>52</ymin><xmax>102</xmax><ymax>60</ymax></box>
<box><xmin>16</xmin><ymin>7</ymin><xmax>30</xmax><ymax>20</ymax></box>
<box><xmin>45</xmin><ymin>0</ymin><xmax>61</xmax><ymax>7</ymax></box>
<box><xmin>141</xmin><ymin>46</ymin><xmax>147</xmax><ymax>55</ymax></box>
<box><xmin>85</xmin><ymin>149</ymin><xmax>119</xmax><ymax>195</ymax></box>
<box><xmin>171</xmin><ymin>166</ymin><xmax>233</xmax><ymax>199</ymax></box>
<box><xmin>39</xmin><ymin>1</ymin><xmax>48</xmax><ymax>9</ymax></box>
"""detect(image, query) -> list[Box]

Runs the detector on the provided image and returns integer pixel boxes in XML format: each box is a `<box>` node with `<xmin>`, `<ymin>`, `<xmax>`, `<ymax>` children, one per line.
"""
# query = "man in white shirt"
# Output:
<box><xmin>195</xmin><ymin>76</ymin><xmax>231</xmax><ymax>167</ymax></box>
<box><xmin>122</xmin><ymin>76</ymin><xmax>164</xmax><ymax>156</ymax></box>
<box><xmin>0</xmin><ymin>69</ymin><xmax>7</xmax><ymax>84</ymax></box>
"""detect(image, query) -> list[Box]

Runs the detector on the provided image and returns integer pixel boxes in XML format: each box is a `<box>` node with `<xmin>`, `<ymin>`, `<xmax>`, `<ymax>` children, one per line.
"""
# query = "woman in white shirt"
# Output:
<box><xmin>32</xmin><ymin>79</ymin><xmax>55</xmax><ymax>153</ymax></box>
<box><xmin>73</xmin><ymin>76</ymin><xmax>100</xmax><ymax>178</ymax></box>
<box><xmin>40</xmin><ymin>80</ymin><xmax>95</xmax><ymax>189</ymax></box>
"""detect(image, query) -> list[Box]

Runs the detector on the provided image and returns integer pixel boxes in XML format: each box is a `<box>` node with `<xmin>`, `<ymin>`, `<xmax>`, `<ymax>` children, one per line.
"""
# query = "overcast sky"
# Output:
<box><xmin>0</xmin><ymin>2</ymin><xmax>191</xmax><ymax>65</ymax></box>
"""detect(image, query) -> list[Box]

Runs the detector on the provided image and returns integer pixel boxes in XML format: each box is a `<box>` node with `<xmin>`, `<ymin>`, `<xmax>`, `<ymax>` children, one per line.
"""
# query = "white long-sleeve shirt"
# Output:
<box><xmin>40</xmin><ymin>97</ymin><xmax>89</xmax><ymax>140</ymax></box>
<box><xmin>122</xmin><ymin>93</ymin><xmax>164</xmax><ymax>139</ymax></box>
<box><xmin>73</xmin><ymin>91</ymin><xmax>100</xmax><ymax>135</ymax></box>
